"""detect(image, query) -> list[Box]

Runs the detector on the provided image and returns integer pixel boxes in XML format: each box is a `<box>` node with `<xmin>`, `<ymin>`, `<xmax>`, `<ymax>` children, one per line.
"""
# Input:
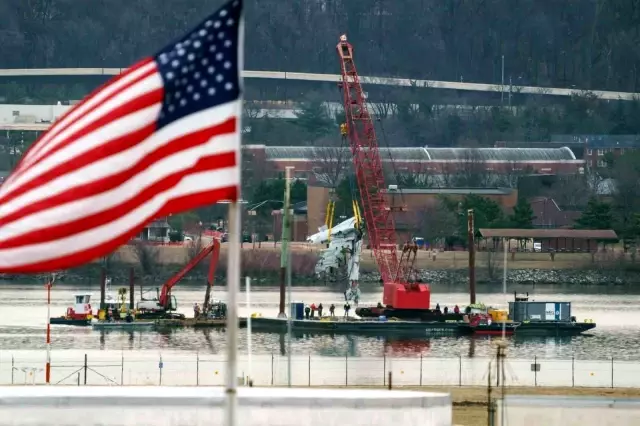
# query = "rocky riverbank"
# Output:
<box><xmin>360</xmin><ymin>268</ymin><xmax>640</xmax><ymax>285</ymax></box>
<box><xmin>3</xmin><ymin>263</ymin><xmax>640</xmax><ymax>286</ymax></box>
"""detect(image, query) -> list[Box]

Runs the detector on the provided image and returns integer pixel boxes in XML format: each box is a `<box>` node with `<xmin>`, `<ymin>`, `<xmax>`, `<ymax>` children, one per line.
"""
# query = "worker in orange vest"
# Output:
<box><xmin>310</xmin><ymin>303</ymin><xmax>317</xmax><ymax>319</ymax></box>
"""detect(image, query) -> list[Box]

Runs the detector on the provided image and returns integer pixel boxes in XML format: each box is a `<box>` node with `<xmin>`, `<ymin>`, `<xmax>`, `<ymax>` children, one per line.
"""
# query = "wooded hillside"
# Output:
<box><xmin>1</xmin><ymin>0</ymin><xmax>639</xmax><ymax>91</ymax></box>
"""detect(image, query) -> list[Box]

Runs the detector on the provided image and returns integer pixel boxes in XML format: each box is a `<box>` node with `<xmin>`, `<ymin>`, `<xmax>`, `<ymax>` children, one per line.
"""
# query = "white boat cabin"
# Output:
<box><xmin>73</xmin><ymin>294</ymin><xmax>92</xmax><ymax>315</ymax></box>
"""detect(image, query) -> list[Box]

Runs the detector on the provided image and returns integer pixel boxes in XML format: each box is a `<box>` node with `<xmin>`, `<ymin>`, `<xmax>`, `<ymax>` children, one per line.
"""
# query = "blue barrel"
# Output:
<box><xmin>290</xmin><ymin>302</ymin><xmax>304</xmax><ymax>320</ymax></box>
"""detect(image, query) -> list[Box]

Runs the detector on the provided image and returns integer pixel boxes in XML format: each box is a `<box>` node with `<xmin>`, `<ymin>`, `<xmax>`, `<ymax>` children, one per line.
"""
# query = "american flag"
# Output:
<box><xmin>0</xmin><ymin>0</ymin><xmax>243</xmax><ymax>273</ymax></box>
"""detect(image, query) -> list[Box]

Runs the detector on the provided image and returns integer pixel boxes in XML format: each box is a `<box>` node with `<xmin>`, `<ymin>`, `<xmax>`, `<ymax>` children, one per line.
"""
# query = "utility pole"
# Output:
<box><xmin>278</xmin><ymin>166</ymin><xmax>294</xmax><ymax>318</ymax></box>
<box><xmin>508</xmin><ymin>76</ymin><xmax>513</xmax><ymax>108</ymax></box>
<box><xmin>467</xmin><ymin>209</ymin><xmax>476</xmax><ymax>305</ymax></box>
<box><xmin>501</xmin><ymin>55</ymin><xmax>505</xmax><ymax>105</ymax></box>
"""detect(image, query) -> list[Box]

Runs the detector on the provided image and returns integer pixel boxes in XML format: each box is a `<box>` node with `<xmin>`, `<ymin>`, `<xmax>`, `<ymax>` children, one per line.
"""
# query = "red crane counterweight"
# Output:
<box><xmin>336</xmin><ymin>35</ymin><xmax>430</xmax><ymax>310</ymax></box>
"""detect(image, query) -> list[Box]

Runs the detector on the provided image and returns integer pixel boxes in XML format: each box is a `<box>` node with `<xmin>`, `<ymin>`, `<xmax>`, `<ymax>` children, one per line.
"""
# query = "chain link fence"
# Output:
<box><xmin>2</xmin><ymin>352</ymin><xmax>639</xmax><ymax>388</ymax></box>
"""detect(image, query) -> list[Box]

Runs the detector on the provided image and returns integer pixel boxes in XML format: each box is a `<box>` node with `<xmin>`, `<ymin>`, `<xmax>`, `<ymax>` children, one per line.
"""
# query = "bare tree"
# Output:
<box><xmin>101</xmin><ymin>251</ymin><xmax>121</xmax><ymax>276</ymax></box>
<box><xmin>310</xmin><ymin>142</ymin><xmax>350</xmax><ymax>189</ymax></box>
<box><xmin>413</xmin><ymin>200</ymin><xmax>458</xmax><ymax>244</ymax></box>
<box><xmin>132</xmin><ymin>241</ymin><xmax>161</xmax><ymax>283</ymax></box>
<box><xmin>547</xmin><ymin>173</ymin><xmax>590</xmax><ymax>209</ymax></box>
<box><xmin>480</xmin><ymin>248</ymin><xmax>503</xmax><ymax>282</ymax></box>
<box><xmin>455</xmin><ymin>149</ymin><xmax>492</xmax><ymax>188</ymax></box>
<box><xmin>186</xmin><ymin>232</ymin><xmax>208</xmax><ymax>275</ymax></box>
<box><xmin>496</xmin><ymin>161</ymin><xmax>534</xmax><ymax>188</ymax></box>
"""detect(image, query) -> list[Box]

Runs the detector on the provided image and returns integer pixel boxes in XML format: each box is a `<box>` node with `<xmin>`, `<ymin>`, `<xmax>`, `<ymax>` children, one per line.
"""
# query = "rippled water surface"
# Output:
<box><xmin>1</xmin><ymin>281</ymin><xmax>639</xmax><ymax>360</ymax></box>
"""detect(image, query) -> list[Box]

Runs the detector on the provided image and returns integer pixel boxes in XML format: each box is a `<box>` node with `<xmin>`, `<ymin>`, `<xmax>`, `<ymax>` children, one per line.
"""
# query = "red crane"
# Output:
<box><xmin>336</xmin><ymin>35</ymin><xmax>430</xmax><ymax>310</ymax></box>
<box><xmin>157</xmin><ymin>238</ymin><xmax>221</xmax><ymax>310</ymax></box>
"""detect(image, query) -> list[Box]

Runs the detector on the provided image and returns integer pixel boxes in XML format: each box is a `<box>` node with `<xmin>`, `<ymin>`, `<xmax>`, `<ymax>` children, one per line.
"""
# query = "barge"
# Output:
<box><xmin>92</xmin><ymin>321</ymin><xmax>155</xmax><ymax>330</ymax></box>
<box><xmin>248</xmin><ymin>295</ymin><xmax>595</xmax><ymax>338</ymax></box>
<box><xmin>249</xmin><ymin>315</ymin><xmax>472</xmax><ymax>337</ymax></box>
<box><xmin>155</xmin><ymin>317</ymin><xmax>247</xmax><ymax>328</ymax></box>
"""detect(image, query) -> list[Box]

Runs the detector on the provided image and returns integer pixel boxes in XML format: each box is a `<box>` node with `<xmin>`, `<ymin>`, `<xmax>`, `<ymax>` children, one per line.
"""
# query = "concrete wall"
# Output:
<box><xmin>0</xmin><ymin>386</ymin><xmax>452</xmax><ymax>426</ymax></box>
<box><xmin>497</xmin><ymin>395</ymin><xmax>640</xmax><ymax>426</ymax></box>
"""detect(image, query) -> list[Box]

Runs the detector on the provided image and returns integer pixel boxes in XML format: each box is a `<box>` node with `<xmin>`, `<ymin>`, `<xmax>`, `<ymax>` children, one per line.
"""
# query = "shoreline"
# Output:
<box><xmin>2</xmin><ymin>263</ymin><xmax>640</xmax><ymax>286</ymax></box>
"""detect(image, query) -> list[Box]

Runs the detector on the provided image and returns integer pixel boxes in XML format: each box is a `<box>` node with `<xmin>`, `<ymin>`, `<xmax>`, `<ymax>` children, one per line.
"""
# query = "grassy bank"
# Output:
<box><xmin>3</xmin><ymin>242</ymin><xmax>640</xmax><ymax>285</ymax></box>
<box><xmin>116</xmin><ymin>243</ymin><xmax>638</xmax><ymax>271</ymax></box>
<box><xmin>299</xmin><ymin>385</ymin><xmax>640</xmax><ymax>426</ymax></box>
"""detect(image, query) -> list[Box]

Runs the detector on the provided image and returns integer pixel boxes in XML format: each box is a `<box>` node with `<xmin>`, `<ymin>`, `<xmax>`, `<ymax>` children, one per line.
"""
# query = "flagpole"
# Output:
<box><xmin>225</xmin><ymin>202</ymin><xmax>240</xmax><ymax>426</ymax></box>
<box><xmin>45</xmin><ymin>277</ymin><xmax>51</xmax><ymax>384</ymax></box>
<box><xmin>246</xmin><ymin>275</ymin><xmax>252</xmax><ymax>386</ymax></box>
<box><xmin>224</xmin><ymin>8</ymin><xmax>244</xmax><ymax>426</ymax></box>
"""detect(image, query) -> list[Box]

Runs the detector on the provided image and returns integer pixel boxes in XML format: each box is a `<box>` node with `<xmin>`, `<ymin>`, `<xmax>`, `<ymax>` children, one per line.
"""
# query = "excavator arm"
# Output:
<box><xmin>203</xmin><ymin>238</ymin><xmax>221</xmax><ymax>311</ymax></box>
<box><xmin>158</xmin><ymin>238</ymin><xmax>221</xmax><ymax>309</ymax></box>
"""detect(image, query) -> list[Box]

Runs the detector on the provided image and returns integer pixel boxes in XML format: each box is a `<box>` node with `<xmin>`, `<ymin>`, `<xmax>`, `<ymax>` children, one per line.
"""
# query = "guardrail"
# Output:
<box><xmin>2</xmin><ymin>352</ymin><xmax>637</xmax><ymax>388</ymax></box>
<box><xmin>0</xmin><ymin>68</ymin><xmax>638</xmax><ymax>101</ymax></box>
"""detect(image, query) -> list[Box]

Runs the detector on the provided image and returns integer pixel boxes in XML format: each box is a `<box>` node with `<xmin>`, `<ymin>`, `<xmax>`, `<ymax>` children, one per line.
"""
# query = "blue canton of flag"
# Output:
<box><xmin>155</xmin><ymin>0</ymin><xmax>242</xmax><ymax>128</ymax></box>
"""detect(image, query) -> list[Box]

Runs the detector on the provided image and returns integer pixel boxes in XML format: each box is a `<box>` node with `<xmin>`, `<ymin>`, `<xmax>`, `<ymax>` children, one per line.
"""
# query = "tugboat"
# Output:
<box><xmin>49</xmin><ymin>294</ymin><xmax>93</xmax><ymax>326</ymax></box>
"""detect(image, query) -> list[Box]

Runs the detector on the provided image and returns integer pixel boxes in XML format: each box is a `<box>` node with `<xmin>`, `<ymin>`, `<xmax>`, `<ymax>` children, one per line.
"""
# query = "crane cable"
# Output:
<box><xmin>377</xmin><ymin>114</ymin><xmax>419</xmax><ymax>282</ymax></box>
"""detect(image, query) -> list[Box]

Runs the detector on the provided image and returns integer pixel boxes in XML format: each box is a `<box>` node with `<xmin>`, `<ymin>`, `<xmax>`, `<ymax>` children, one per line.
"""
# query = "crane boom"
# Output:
<box><xmin>336</xmin><ymin>36</ymin><xmax>399</xmax><ymax>284</ymax></box>
<box><xmin>336</xmin><ymin>35</ymin><xmax>431</xmax><ymax>310</ymax></box>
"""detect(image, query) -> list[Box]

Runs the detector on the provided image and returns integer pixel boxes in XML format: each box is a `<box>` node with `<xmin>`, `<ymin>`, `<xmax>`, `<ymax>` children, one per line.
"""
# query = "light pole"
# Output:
<box><xmin>280</xmin><ymin>167</ymin><xmax>294</xmax><ymax>319</ymax></box>
<box><xmin>45</xmin><ymin>273</ymin><xmax>56</xmax><ymax>384</ymax></box>
<box><xmin>246</xmin><ymin>199</ymin><xmax>284</xmax><ymax>249</ymax></box>
<box><xmin>248</xmin><ymin>209</ymin><xmax>257</xmax><ymax>249</ymax></box>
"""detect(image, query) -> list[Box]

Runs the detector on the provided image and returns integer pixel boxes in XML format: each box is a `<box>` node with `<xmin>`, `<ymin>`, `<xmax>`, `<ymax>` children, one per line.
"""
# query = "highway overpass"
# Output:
<box><xmin>1</xmin><ymin>67</ymin><xmax>639</xmax><ymax>101</ymax></box>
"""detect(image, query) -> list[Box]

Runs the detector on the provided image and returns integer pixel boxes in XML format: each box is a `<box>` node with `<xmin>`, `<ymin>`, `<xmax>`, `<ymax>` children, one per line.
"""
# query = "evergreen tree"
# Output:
<box><xmin>575</xmin><ymin>198</ymin><xmax>613</xmax><ymax>229</ymax></box>
<box><xmin>293</xmin><ymin>101</ymin><xmax>335</xmax><ymax>140</ymax></box>
<box><xmin>509</xmin><ymin>198</ymin><xmax>536</xmax><ymax>228</ymax></box>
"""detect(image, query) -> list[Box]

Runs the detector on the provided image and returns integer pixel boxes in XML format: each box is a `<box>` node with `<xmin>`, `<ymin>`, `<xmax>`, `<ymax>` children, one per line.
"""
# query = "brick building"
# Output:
<box><xmin>497</xmin><ymin>134</ymin><xmax>640</xmax><ymax>170</ymax></box>
<box><xmin>243</xmin><ymin>145</ymin><xmax>583</xmax><ymax>182</ymax></box>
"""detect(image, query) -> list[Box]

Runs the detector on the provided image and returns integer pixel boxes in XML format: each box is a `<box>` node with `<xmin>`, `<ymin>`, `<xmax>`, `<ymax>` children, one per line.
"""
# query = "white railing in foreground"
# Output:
<box><xmin>0</xmin><ymin>68</ymin><xmax>638</xmax><ymax>101</ymax></box>
<box><xmin>1</xmin><ymin>351</ymin><xmax>636</xmax><ymax>388</ymax></box>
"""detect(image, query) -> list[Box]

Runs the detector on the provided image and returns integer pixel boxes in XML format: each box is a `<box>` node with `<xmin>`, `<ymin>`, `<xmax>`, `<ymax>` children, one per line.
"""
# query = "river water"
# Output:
<box><xmin>1</xmin><ymin>281</ymin><xmax>639</xmax><ymax>361</ymax></box>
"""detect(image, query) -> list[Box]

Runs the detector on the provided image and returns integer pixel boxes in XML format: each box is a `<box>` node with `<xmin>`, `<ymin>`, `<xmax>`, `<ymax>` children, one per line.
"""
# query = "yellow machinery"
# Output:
<box><xmin>488</xmin><ymin>308</ymin><xmax>511</xmax><ymax>322</ymax></box>
<box><xmin>324</xmin><ymin>198</ymin><xmax>362</xmax><ymax>243</ymax></box>
<box><xmin>352</xmin><ymin>199</ymin><xmax>362</xmax><ymax>229</ymax></box>
<box><xmin>323</xmin><ymin>122</ymin><xmax>361</xmax><ymax>242</ymax></box>
<box><xmin>324</xmin><ymin>200</ymin><xmax>335</xmax><ymax>242</ymax></box>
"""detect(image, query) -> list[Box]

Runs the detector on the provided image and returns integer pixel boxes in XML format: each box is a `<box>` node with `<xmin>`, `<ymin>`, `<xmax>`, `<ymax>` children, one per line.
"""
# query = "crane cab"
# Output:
<box><xmin>137</xmin><ymin>288</ymin><xmax>177</xmax><ymax>313</ymax></box>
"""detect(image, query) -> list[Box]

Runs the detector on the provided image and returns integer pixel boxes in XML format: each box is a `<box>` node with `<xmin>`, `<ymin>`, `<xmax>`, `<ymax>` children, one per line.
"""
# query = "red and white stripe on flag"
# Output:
<box><xmin>0</xmin><ymin>0</ymin><xmax>243</xmax><ymax>273</ymax></box>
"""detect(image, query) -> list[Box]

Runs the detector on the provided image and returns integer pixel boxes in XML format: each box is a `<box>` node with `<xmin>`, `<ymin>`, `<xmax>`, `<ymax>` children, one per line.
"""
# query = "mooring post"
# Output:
<box><xmin>129</xmin><ymin>268</ymin><xmax>135</xmax><ymax>310</ymax></box>
<box><xmin>611</xmin><ymin>356</ymin><xmax>614</xmax><ymax>388</ymax></box>
<box><xmin>99</xmin><ymin>268</ymin><xmax>106</xmax><ymax>310</ymax></box>
<box><xmin>345</xmin><ymin>352</ymin><xmax>348</xmax><ymax>386</ymax></box>
<box><xmin>84</xmin><ymin>354</ymin><xmax>88</xmax><ymax>385</ymax></box>
<box><xmin>383</xmin><ymin>354</ymin><xmax>386</xmax><ymax>386</ymax></box>
<box><xmin>467</xmin><ymin>209</ymin><xmax>476</xmax><ymax>305</ymax></box>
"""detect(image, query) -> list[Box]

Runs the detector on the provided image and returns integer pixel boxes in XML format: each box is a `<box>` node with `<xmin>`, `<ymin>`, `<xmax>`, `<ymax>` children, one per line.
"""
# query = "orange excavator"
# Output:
<box><xmin>136</xmin><ymin>237</ymin><xmax>221</xmax><ymax>319</ymax></box>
